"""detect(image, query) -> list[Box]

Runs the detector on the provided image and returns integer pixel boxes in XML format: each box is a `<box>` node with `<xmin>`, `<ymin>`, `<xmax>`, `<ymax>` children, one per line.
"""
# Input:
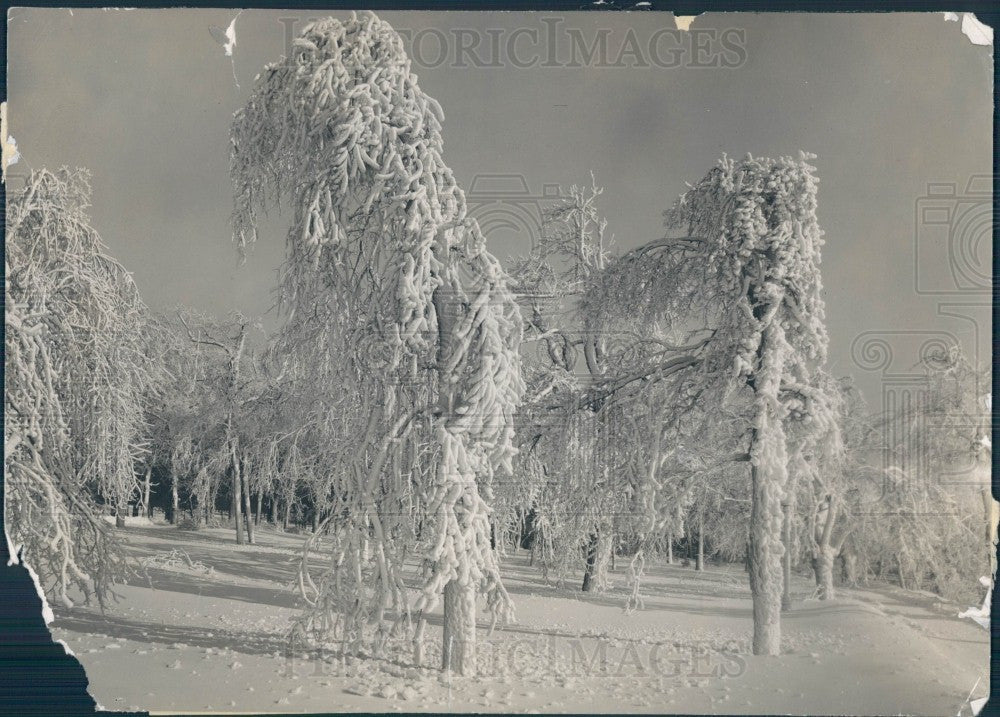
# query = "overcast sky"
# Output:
<box><xmin>7</xmin><ymin>9</ymin><xmax>993</xmax><ymax>402</ymax></box>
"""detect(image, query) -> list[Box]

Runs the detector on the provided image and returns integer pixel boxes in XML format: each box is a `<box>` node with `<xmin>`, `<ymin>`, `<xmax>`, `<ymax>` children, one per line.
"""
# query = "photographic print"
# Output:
<box><xmin>3</xmin><ymin>7</ymin><xmax>994</xmax><ymax>715</ymax></box>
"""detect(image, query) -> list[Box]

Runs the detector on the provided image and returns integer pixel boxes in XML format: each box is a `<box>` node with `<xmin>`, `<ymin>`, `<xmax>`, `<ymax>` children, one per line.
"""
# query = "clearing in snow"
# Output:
<box><xmin>50</xmin><ymin>522</ymin><xmax>989</xmax><ymax>714</ymax></box>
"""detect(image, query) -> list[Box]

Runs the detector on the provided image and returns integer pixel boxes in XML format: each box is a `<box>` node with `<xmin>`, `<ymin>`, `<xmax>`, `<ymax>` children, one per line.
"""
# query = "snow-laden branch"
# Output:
<box><xmin>5</xmin><ymin>168</ymin><xmax>153</xmax><ymax>608</ymax></box>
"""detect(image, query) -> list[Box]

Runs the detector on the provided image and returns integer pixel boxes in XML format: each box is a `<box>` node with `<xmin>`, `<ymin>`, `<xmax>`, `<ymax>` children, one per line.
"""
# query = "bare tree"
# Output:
<box><xmin>177</xmin><ymin>312</ymin><xmax>268</xmax><ymax>545</ymax></box>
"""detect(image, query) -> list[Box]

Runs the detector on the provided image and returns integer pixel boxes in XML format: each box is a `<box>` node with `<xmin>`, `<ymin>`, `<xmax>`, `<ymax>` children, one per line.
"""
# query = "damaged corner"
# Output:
<box><xmin>2</xmin><ymin>538</ymin><xmax>98</xmax><ymax>714</ymax></box>
<box><xmin>943</xmin><ymin>12</ymin><xmax>994</xmax><ymax>47</ymax></box>
<box><xmin>674</xmin><ymin>14</ymin><xmax>699</xmax><ymax>31</ymax></box>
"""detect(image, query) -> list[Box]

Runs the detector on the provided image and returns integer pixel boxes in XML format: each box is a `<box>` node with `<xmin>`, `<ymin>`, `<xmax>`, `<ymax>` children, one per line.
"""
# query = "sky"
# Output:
<box><xmin>6</xmin><ymin>9</ymin><xmax>993</xmax><ymax>403</ymax></box>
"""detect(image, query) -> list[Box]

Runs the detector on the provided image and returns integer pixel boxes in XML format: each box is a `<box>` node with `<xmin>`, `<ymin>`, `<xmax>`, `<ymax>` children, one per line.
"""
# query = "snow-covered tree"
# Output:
<box><xmin>663</xmin><ymin>153</ymin><xmax>840</xmax><ymax>654</ymax></box>
<box><xmin>856</xmin><ymin>346</ymin><xmax>992</xmax><ymax>602</ymax></box>
<box><xmin>506</xmin><ymin>179</ymin><xmax>624</xmax><ymax>592</ymax></box>
<box><xmin>793</xmin><ymin>373</ymin><xmax>851</xmax><ymax>600</ymax></box>
<box><xmin>174</xmin><ymin>311</ymin><xmax>258</xmax><ymax>542</ymax></box>
<box><xmin>231</xmin><ymin>12</ymin><xmax>525</xmax><ymax>674</ymax></box>
<box><xmin>143</xmin><ymin>310</ymin><xmax>220</xmax><ymax>526</ymax></box>
<box><xmin>582</xmin><ymin>153</ymin><xmax>839</xmax><ymax>654</ymax></box>
<box><xmin>5</xmin><ymin>168</ymin><xmax>153</xmax><ymax>607</ymax></box>
<box><xmin>512</xmin><ymin>176</ymin><xmax>747</xmax><ymax>602</ymax></box>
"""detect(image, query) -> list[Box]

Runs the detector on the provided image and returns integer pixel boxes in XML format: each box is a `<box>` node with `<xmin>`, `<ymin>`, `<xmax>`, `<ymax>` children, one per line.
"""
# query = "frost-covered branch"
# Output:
<box><xmin>5</xmin><ymin>168</ymin><xmax>152</xmax><ymax>608</ymax></box>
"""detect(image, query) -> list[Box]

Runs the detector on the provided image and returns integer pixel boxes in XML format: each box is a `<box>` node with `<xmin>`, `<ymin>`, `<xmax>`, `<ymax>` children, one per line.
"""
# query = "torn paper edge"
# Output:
<box><xmin>6</xmin><ymin>514</ymin><xmax>94</xmax><ymax>705</ymax></box>
<box><xmin>1</xmin><ymin>102</ymin><xmax>21</xmax><ymax>183</ymax></box>
<box><xmin>15</xmin><ymin>551</ymin><xmax>102</xmax><ymax>708</ymax></box>
<box><xmin>943</xmin><ymin>12</ymin><xmax>994</xmax><ymax>46</ymax></box>
<box><xmin>22</xmin><ymin>559</ymin><xmax>55</xmax><ymax>626</ymax></box>
<box><xmin>957</xmin><ymin>676</ymin><xmax>989</xmax><ymax>717</ymax></box>
<box><xmin>209</xmin><ymin>10</ymin><xmax>242</xmax><ymax>88</ymax></box>
<box><xmin>7</xmin><ymin>529</ymin><xmax>78</xmax><ymax>658</ymax></box>
<box><xmin>674</xmin><ymin>14</ymin><xmax>698</xmax><ymax>31</ymax></box>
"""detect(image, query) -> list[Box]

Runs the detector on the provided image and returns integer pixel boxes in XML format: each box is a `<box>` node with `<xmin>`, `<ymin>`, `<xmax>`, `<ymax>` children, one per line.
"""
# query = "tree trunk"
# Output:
<box><xmin>582</xmin><ymin>532</ymin><xmax>599</xmax><ymax>592</ymax></box>
<box><xmin>814</xmin><ymin>547</ymin><xmax>835</xmax><ymax>599</ymax></box>
<box><xmin>781</xmin><ymin>501</ymin><xmax>792</xmax><ymax>611</ymax></box>
<box><xmin>441</xmin><ymin>579</ymin><xmax>476</xmax><ymax>676</ymax></box>
<box><xmin>270</xmin><ymin>494</ymin><xmax>278</xmax><ymax>524</ymax></box>
<box><xmin>255</xmin><ymin>490</ymin><xmax>263</xmax><ymax>526</ymax></box>
<box><xmin>311</xmin><ymin>509</ymin><xmax>319</xmax><ymax>534</ymax></box>
<box><xmin>896</xmin><ymin>555</ymin><xmax>908</xmax><ymax>590</ymax></box>
<box><xmin>170</xmin><ymin>471</ymin><xmax>179</xmax><ymax>525</ymax></box>
<box><xmin>841</xmin><ymin>549</ymin><xmax>858</xmax><ymax>586</ymax></box>
<box><xmin>208</xmin><ymin>471</ymin><xmax>220</xmax><ymax>525</ymax></box>
<box><xmin>242</xmin><ymin>472</ymin><xmax>255</xmax><ymax>545</ymax></box>
<box><xmin>696</xmin><ymin>511</ymin><xmax>704</xmax><ymax>571</ymax></box>
<box><xmin>283</xmin><ymin>501</ymin><xmax>291</xmax><ymax>532</ymax></box>
<box><xmin>596</xmin><ymin>532</ymin><xmax>611</xmax><ymax>587</ymax></box>
<box><xmin>667</xmin><ymin>529</ymin><xmax>674</xmax><ymax>565</ymax></box>
<box><xmin>232</xmin><ymin>441</ymin><xmax>245</xmax><ymax>546</ymax></box>
<box><xmin>813</xmin><ymin>496</ymin><xmax>838</xmax><ymax>600</ymax></box>
<box><xmin>744</xmin><ymin>284</ymin><xmax>789</xmax><ymax>657</ymax></box>
<box><xmin>433</xmin><ymin>277</ymin><xmax>483</xmax><ymax>674</ymax></box>
<box><xmin>141</xmin><ymin>464</ymin><xmax>152</xmax><ymax>518</ymax></box>
<box><xmin>748</xmin><ymin>459</ymin><xmax>783</xmax><ymax>656</ymax></box>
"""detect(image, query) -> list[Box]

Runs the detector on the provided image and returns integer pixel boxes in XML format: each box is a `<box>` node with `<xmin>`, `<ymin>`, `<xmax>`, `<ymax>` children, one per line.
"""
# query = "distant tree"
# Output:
<box><xmin>507</xmin><ymin>179</ymin><xmax>623</xmax><ymax>592</ymax></box>
<box><xmin>795</xmin><ymin>373</ymin><xmax>851</xmax><ymax>600</ymax></box>
<box><xmin>856</xmin><ymin>347</ymin><xmax>992</xmax><ymax>601</ymax></box>
<box><xmin>143</xmin><ymin>310</ymin><xmax>219</xmax><ymax>526</ymax></box>
<box><xmin>175</xmin><ymin>310</ymin><xmax>277</xmax><ymax>545</ymax></box>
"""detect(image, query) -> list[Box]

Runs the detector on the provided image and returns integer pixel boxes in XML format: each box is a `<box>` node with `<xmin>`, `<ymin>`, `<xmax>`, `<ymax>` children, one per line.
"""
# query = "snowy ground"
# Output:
<box><xmin>48</xmin><ymin>522</ymin><xmax>989</xmax><ymax>714</ymax></box>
